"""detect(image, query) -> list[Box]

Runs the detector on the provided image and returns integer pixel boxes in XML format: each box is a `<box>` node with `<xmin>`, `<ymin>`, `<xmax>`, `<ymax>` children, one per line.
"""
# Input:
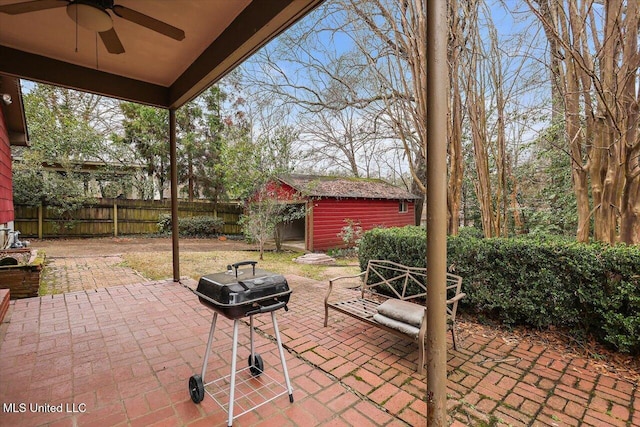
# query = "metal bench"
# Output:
<box><xmin>323</xmin><ymin>259</ymin><xmax>465</xmax><ymax>374</ymax></box>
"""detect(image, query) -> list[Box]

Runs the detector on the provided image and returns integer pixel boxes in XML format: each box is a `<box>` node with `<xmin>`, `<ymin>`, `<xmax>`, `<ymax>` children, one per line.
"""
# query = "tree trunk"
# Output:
<box><xmin>188</xmin><ymin>156</ymin><xmax>194</xmax><ymax>202</ymax></box>
<box><xmin>510</xmin><ymin>173</ymin><xmax>524</xmax><ymax>233</ymax></box>
<box><xmin>620</xmin><ymin>176</ymin><xmax>640</xmax><ymax>244</ymax></box>
<box><xmin>447</xmin><ymin>0</ymin><xmax>464</xmax><ymax>235</ymax></box>
<box><xmin>618</xmin><ymin>0</ymin><xmax>640</xmax><ymax>244</ymax></box>
<box><xmin>463</xmin><ymin>1</ymin><xmax>495</xmax><ymax>237</ymax></box>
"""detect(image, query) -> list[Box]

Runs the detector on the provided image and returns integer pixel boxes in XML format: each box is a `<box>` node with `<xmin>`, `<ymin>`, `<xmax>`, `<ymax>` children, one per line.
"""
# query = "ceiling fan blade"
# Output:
<box><xmin>112</xmin><ymin>5</ymin><xmax>185</xmax><ymax>41</ymax></box>
<box><xmin>0</xmin><ymin>0</ymin><xmax>66</xmax><ymax>14</ymax></box>
<box><xmin>99</xmin><ymin>28</ymin><xmax>125</xmax><ymax>54</ymax></box>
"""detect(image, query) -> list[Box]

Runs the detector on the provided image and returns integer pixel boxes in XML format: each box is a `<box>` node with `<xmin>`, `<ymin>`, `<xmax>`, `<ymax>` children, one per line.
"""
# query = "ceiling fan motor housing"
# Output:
<box><xmin>67</xmin><ymin>0</ymin><xmax>113</xmax><ymax>32</ymax></box>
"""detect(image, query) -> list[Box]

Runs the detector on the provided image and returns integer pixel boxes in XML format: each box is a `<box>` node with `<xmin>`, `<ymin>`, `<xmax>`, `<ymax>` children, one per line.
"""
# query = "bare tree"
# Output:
<box><xmin>334</xmin><ymin>0</ymin><xmax>533</xmax><ymax>233</ymax></box>
<box><xmin>526</xmin><ymin>0</ymin><xmax>640</xmax><ymax>244</ymax></box>
<box><xmin>298</xmin><ymin>106</ymin><xmax>391</xmax><ymax>177</ymax></box>
<box><xmin>239</xmin><ymin>13</ymin><xmax>391</xmax><ymax>179</ymax></box>
<box><xmin>458</xmin><ymin>1</ymin><xmax>545</xmax><ymax>237</ymax></box>
<box><xmin>341</xmin><ymin>0</ymin><xmax>430</xmax><ymax>216</ymax></box>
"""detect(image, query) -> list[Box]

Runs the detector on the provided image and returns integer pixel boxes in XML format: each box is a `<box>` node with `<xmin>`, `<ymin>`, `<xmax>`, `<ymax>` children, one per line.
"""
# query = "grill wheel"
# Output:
<box><xmin>248</xmin><ymin>353</ymin><xmax>264</xmax><ymax>376</ymax></box>
<box><xmin>189</xmin><ymin>374</ymin><xmax>205</xmax><ymax>403</ymax></box>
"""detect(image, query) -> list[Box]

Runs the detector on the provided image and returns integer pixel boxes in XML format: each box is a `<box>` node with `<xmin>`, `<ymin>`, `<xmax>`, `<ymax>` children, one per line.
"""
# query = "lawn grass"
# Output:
<box><xmin>121</xmin><ymin>249</ymin><xmax>360</xmax><ymax>282</ymax></box>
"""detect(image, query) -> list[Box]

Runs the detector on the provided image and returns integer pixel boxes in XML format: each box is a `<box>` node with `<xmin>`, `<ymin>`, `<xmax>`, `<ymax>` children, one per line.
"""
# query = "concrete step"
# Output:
<box><xmin>293</xmin><ymin>253</ymin><xmax>336</xmax><ymax>265</ymax></box>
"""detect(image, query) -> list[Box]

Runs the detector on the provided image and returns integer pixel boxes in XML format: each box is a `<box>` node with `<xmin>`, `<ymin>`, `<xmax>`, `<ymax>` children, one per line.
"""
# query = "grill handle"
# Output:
<box><xmin>246</xmin><ymin>301</ymin><xmax>287</xmax><ymax>316</ymax></box>
<box><xmin>231</xmin><ymin>260</ymin><xmax>257</xmax><ymax>277</ymax></box>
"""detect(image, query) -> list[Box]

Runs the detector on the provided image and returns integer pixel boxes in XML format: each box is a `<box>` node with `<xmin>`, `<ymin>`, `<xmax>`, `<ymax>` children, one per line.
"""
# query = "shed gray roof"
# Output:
<box><xmin>278</xmin><ymin>174</ymin><xmax>421</xmax><ymax>200</ymax></box>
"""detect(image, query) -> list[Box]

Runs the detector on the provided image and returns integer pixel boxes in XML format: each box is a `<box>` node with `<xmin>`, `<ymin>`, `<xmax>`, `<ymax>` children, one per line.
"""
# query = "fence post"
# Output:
<box><xmin>38</xmin><ymin>204</ymin><xmax>43</xmax><ymax>239</ymax></box>
<box><xmin>113</xmin><ymin>201</ymin><xmax>118</xmax><ymax>237</ymax></box>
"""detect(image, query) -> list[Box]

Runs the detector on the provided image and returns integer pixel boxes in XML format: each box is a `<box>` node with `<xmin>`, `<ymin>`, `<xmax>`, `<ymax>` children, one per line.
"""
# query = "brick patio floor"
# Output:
<box><xmin>1</xmin><ymin>262</ymin><xmax>638</xmax><ymax>426</ymax></box>
<box><xmin>40</xmin><ymin>255</ymin><xmax>149</xmax><ymax>294</ymax></box>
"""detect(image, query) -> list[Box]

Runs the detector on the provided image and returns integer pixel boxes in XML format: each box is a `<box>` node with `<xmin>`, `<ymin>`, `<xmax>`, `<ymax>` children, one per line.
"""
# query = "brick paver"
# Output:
<box><xmin>40</xmin><ymin>255</ymin><xmax>148</xmax><ymax>294</ymax></box>
<box><xmin>0</xmin><ymin>258</ymin><xmax>636</xmax><ymax>426</ymax></box>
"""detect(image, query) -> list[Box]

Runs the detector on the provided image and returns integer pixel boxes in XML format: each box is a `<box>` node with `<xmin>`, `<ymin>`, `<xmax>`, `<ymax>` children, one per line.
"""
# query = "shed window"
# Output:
<box><xmin>399</xmin><ymin>201</ymin><xmax>408</xmax><ymax>213</ymax></box>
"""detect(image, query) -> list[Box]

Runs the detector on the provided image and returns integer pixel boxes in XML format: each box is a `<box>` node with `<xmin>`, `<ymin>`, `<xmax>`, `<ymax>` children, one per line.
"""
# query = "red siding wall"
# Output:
<box><xmin>263</xmin><ymin>181</ymin><xmax>299</xmax><ymax>201</ymax></box>
<box><xmin>310</xmin><ymin>198</ymin><xmax>415</xmax><ymax>251</ymax></box>
<box><xmin>0</xmin><ymin>107</ymin><xmax>13</xmax><ymax>225</ymax></box>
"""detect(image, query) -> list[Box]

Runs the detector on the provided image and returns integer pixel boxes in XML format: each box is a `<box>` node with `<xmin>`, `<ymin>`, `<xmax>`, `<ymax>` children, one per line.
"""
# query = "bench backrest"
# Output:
<box><xmin>361</xmin><ymin>259</ymin><xmax>463</xmax><ymax>321</ymax></box>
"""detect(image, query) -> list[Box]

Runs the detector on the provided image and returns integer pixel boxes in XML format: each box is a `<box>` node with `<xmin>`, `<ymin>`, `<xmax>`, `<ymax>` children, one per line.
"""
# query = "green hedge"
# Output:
<box><xmin>358</xmin><ymin>226</ymin><xmax>640</xmax><ymax>354</ymax></box>
<box><xmin>157</xmin><ymin>214</ymin><xmax>224</xmax><ymax>237</ymax></box>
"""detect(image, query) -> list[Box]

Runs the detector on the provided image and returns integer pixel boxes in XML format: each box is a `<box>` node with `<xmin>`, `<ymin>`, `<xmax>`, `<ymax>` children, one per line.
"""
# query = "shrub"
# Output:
<box><xmin>157</xmin><ymin>214</ymin><xmax>224</xmax><ymax>237</ymax></box>
<box><xmin>157</xmin><ymin>214</ymin><xmax>172</xmax><ymax>234</ymax></box>
<box><xmin>357</xmin><ymin>226</ymin><xmax>426</xmax><ymax>270</ymax></box>
<box><xmin>332</xmin><ymin>219</ymin><xmax>365</xmax><ymax>258</ymax></box>
<box><xmin>579</xmin><ymin>244</ymin><xmax>640</xmax><ymax>353</ymax></box>
<box><xmin>457</xmin><ymin>226</ymin><xmax>484</xmax><ymax>239</ymax></box>
<box><xmin>358</xmin><ymin>226</ymin><xmax>640</xmax><ymax>354</ymax></box>
<box><xmin>337</xmin><ymin>219</ymin><xmax>364</xmax><ymax>248</ymax></box>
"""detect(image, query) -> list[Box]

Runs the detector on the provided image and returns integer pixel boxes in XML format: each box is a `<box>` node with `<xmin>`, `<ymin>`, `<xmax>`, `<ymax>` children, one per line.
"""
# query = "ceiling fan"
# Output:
<box><xmin>0</xmin><ymin>0</ymin><xmax>185</xmax><ymax>54</ymax></box>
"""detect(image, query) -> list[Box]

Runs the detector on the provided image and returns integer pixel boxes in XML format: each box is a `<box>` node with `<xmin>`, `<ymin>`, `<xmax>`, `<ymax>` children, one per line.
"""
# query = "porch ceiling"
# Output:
<box><xmin>0</xmin><ymin>0</ymin><xmax>323</xmax><ymax>109</ymax></box>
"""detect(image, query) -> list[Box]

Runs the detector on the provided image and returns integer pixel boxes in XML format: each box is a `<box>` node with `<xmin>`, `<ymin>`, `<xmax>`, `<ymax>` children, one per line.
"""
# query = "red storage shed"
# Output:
<box><xmin>267</xmin><ymin>175</ymin><xmax>420</xmax><ymax>252</ymax></box>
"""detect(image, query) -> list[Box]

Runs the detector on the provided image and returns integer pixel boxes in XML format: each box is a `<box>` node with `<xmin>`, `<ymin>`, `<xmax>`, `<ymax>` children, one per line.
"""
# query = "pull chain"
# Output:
<box><xmin>95</xmin><ymin>32</ymin><xmax>99</xmax><ymax>69</ymax></box>
<box><xmin>74</xmin><ymin>6</ymin><xmax>78</xmax><ymax>52</ymax></box>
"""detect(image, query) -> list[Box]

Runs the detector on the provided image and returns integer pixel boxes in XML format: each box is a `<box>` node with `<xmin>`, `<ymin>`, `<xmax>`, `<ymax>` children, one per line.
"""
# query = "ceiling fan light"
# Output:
<box><xmin>66</xmin><ymin>3</ymin><xmax>113</xmax><ymax>32</ymax></box>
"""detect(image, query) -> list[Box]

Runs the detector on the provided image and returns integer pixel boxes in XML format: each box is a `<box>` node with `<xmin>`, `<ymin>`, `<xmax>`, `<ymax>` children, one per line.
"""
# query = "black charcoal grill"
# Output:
<box><xmin>189</xmin><ymin>261</ymin><xmax>293</xmax><ymax>427</ymax></box>
<box><xmin>195</xmin><ymin>260</ymin><xmax>291</xmax><ymax>319</ymax></box>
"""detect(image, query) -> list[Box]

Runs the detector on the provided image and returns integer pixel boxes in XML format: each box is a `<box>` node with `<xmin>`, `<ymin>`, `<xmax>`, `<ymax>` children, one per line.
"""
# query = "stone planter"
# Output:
<box><xmin>0</xmin><ymin>249</ymin><xmax>45</xmax><ymax>299</ymax></box>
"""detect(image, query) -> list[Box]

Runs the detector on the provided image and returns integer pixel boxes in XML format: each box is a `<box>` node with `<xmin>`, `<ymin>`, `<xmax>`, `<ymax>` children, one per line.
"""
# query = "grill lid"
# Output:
<box><xmin>195</xmin><ymin>260</ymin><xmax>291</xmax><ymax>319</ymax></box>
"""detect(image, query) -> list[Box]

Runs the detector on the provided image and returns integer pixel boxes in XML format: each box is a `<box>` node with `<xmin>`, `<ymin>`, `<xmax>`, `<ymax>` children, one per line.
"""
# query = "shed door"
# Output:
<box><xmin>279</xmin><ymin>203</ymin><xmax>306</xmax><ymax>241</ymax></box>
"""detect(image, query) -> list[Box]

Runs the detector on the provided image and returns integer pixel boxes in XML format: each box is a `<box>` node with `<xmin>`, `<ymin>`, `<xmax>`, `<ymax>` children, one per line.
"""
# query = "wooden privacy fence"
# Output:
<box><xmin>14</xmin><ymin>198</ymin><xmax>243</xmax><ymax>238</ymax></box>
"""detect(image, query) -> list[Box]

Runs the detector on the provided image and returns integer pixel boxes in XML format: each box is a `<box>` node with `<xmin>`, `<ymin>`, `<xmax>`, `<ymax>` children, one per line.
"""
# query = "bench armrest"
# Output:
<box><xmin>329</xmin><ymin>271</ymin><xmax>366</xmax><ymax>284</ymax></box>
<box><xmin>324</xmin><ymin>271</ymin><xmax>366</xmax><ymax>327</ymax></box>
<box><xmin>326</xmin><ymin>271</ymin><xmax>366</xmax><ymax>301</ymax></box>
<box><xmin>446</xmin><ymin>292</ymin><xmax>466</xmax><ymax>304</ymax></box>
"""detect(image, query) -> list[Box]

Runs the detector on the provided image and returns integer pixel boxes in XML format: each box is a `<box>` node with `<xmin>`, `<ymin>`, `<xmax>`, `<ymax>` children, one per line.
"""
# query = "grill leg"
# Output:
<box><xmin>271</xmin><ymin>311</ymin><xmax>294</xmax><ymax>402</ymax></box>
<box><xmin>200</xmin><ymin>312</ymin><xmax>217</xmax><ymax>383</ymax></box>
<box><xmin>249</xmin><ymin>315</ymin><xmax>255</xmax><ymax>364</ymax></box>
<box><xmin>227</xmin><ymin>319</ymin><xmax>240</xmax><ymax>427</ymax></box>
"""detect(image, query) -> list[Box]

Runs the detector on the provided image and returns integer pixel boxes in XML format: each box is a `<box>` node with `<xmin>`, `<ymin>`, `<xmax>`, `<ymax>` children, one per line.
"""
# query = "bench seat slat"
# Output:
<box><xmin>331</xmin><ymin>298</ymin><xmax>379</xmax><ymax>319</ymax></box>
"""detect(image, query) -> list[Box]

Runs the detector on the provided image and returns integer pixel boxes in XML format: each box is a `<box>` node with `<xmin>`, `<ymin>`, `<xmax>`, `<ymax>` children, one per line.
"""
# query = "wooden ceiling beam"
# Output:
<box><xmin>0</xmin><ymin>46</ymin><xmax>170</xmax><ymax>108</ymax></box>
